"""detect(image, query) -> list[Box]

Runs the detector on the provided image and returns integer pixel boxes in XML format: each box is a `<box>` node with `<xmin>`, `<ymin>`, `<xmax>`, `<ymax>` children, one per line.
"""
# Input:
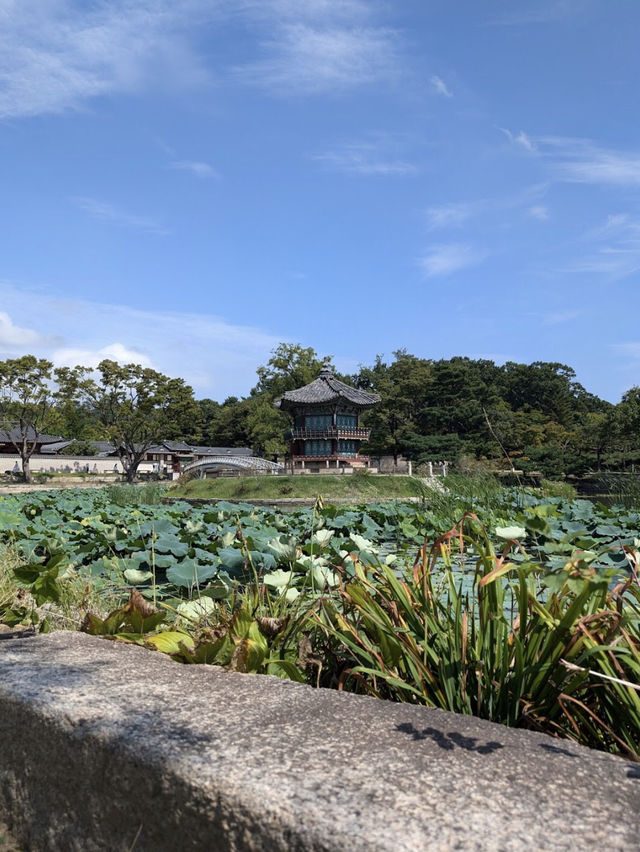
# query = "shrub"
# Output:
<box><xmin>314</xmin><ymin>516</ymin><xmax>640</xmax><ymax>758</ymax></box>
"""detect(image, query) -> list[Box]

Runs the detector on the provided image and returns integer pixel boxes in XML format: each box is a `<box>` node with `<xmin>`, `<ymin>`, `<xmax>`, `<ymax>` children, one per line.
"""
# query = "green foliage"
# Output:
<box><xmin>64</xmin><ymin>439</ymin><xmax>99</xmax><ymax>456</ymax></box>
<box><xmin>540</xmin><ymin>479</ymin><xmax>578</xmax><ymax>500</ymax></box>
<box><xmin>2</xmin><ymin>485</ymin><xmax>640</xmax><ymax>757</ymax></box>
<box><xmin>314</xmin><ymin>516</ymin><xmax>640</xmax><ymax>758</ymax></box>
<box><xmin>0</xmin><ymin>355</ymin><xmax>55</xmax><ymax>482</ymax></box>
<box><xmin>105</xmin><ymin>483</ymin><xmax>167</xmax><ymax>506</ymax></box>
<box><xmin>56</xmin><ymin>360</ymin><xmax>198</xmax><ymax>482</ymax></box>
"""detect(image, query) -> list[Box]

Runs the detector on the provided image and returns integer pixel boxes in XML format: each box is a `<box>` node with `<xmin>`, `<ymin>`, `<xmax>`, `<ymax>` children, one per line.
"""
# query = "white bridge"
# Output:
<box><xmin>182</xmin><ymin>456</ymin><xmax>284</xmax><ymax>476</ymax></box>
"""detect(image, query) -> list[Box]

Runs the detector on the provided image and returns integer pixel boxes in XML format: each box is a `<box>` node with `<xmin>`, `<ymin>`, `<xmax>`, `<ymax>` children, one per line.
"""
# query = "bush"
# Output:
<box><xmin>540</xmin><ymin>479</ymin><xmax>578</xmax><ymax>500</ymax></box>
<box><xmin>314</xmin><ymin>515</ymin><xmax>640</xmax><ymax>758</ymax></box>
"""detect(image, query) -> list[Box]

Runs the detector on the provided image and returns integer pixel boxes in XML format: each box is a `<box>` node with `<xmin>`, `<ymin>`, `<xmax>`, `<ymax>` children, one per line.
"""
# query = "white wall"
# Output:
<box><xmin>0</xmin><ymin>454</ymin><xmax>156</xmax><ymax>474</ymax></box>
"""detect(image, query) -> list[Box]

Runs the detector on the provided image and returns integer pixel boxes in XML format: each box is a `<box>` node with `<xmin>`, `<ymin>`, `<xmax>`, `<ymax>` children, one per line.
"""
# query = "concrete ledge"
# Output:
<box><xmin>0</xmin><ymin>633</ymin><xmax>638</xmax><ymax>851</ymax></box>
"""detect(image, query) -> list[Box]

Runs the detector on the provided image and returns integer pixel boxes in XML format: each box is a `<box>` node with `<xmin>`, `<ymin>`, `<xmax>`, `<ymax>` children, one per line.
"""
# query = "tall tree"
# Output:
<box><xmin>254</xmin><ymin>343</ymin><xmax>332</xmax><ymax>397</ymax></box>
<box><xmin>249</xmin><ymin>343</ymin><xmax>333</xmax><ymax>456</ymax></box>
<box><xmin>58</xmin><ymin>360</ymin><xmax>198</xmax><ymax>482</ymax></box>
<box><xmin>0</xmin><ymin>356</ymin><xmax>54</xmax><ymax>482</ymax></box>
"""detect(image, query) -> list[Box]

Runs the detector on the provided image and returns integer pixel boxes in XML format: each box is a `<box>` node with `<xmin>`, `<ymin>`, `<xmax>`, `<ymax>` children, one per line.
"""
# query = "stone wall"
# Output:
<box><xmin>0</xmin><ymin>632</ymin><xmax>638</xmax><ymax>851</ymax></box>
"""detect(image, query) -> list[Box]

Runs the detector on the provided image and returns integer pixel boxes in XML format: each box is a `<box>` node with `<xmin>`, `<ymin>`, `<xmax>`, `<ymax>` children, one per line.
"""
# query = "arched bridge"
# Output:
<box><xmin>182</xmin><ymin>456</ymin><xmax>284</xmax><ymax>476</ymax></box>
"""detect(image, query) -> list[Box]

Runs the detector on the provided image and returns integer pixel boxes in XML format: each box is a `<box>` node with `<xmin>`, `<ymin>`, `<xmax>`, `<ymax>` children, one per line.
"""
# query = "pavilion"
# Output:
<box><xmin>274</xmin><ymin>367</ymin><xmax>380</xmax><ymax>471</ymax></box>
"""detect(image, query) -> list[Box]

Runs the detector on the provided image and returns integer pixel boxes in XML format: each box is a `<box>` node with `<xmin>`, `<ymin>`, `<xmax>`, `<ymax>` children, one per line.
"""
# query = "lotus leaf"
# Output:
<box><xmin>495</xmin><ymin>525</ymin><xmax>526</xmax><ymax>540</ymax></box>
<box><xmin>166</xmin><ymin>560</ymin><xmax>219</xmax><ymax>588</ymax></box>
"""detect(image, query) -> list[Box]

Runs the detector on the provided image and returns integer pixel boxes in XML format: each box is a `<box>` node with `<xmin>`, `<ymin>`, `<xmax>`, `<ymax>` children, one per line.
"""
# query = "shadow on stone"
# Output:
<box><xmin>626</xmin><ymin>764</ymin><xmax>640</xmax><ymax>780</ymax></box>
<box><xmin>395</xmin><ymin>722</ymin><xmax>503</xmax><ymax>754</ymax></box>
<box><xmin>539</xmin><ymin>743</ymin><xmax>578</xmax><ymax>758</ymax></box>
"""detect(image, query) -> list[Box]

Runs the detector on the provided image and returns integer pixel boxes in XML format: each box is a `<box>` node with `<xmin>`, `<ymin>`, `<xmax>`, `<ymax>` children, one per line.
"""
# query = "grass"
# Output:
<box><xmin>169</xmin><ymin>473</ymin><xmax>427</xmax><ymax>501</ymax></box>
<box><xmin>1</xmin><ymin>542</ymin><xmax>123</xmax><ymax>633</ymax></box>
<box><xmin>105</xmin><ymin>483</ymin><xmax>167</xmax><ymax>506</ymax></box>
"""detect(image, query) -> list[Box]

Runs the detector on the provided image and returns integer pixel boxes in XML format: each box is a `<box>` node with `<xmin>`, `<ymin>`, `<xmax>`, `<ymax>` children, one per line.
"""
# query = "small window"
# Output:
<box><xmin>337</xmin><ymin>414</ymin><xmax>357</xmax><ymax>428</ymax></box>
<box><xmin>305</xmin><ymin>414</ymin><xmax>332</xmax><ymax>430</ymax></box>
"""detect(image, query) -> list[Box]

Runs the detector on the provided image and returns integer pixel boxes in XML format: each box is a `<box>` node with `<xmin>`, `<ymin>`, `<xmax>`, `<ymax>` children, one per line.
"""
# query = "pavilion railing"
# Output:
<box><xmin>288</xmin><ymin>427</ymin><xmax>371</xmax><ymax>440</ymax></box>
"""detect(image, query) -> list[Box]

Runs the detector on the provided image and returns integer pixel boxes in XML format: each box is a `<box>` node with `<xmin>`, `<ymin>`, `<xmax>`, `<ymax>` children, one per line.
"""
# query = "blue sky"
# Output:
<box><xmin>1</xmin><ymin>0</ymin><xmax>639</xmax><ymax>402</ymax></box>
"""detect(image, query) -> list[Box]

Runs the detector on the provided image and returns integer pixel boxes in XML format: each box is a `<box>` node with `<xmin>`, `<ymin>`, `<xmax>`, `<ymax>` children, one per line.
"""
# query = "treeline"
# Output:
<box><xmin>186</xmin><ymin>345</ymin><xmax>640</xmax><ymax>477</ymax></box>
<box><xmin>3</xmin><ymin>344</ymin><xmax>640</xmax><ymax>480</ymax></box>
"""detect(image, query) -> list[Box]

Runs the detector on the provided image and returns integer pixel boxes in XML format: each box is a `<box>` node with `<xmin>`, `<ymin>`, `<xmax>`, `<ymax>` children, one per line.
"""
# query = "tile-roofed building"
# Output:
<box><xmin>0</xmin><ymin>427</ymin><xmax>66</xmax><ymax>454</ymax></box>
<box><xmin>274</xmin><ymin>367</ymin><xmax>380</xmax><ymax>471</ymax></box>
<box><xmin>275</xmin><ymin>366</ymin><xmax>380</xmax><ymax>410</ymax></box>
<box><xmin>143</xmin><ymin>442</ymin><xmax>255</xmax><ymax>473</ymax></box>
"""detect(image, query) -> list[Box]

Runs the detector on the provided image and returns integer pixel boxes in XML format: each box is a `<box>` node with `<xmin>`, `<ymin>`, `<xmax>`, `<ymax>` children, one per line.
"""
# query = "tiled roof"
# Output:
<box><xmin>191</xmin><ymin>446</ymin><xmax>254</xmax><ymax>456</ymax></box>
<box><xmin>274</xmin><ymin>367</ymin><xmax>380</xmax><ymax>410</ymax></box>
<box><xmin>40</xmin><ymin>441</ymin><xmax>74</xmax><ymax>454</ymax></box>
<box><xmin>0</xmin><ymin>427</ymin><xmax>65</xmax><ymax>444</ymax></box>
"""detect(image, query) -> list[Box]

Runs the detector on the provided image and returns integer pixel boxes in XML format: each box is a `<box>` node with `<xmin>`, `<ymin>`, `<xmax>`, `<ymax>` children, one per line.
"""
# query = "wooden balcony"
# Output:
<box><xmin>291</xmin><ymin>454</ymin><xmax>370</xmax><ymax>464</ymax></box>
<box><xmin>288</xmin><ymin>427</ymin><xmax>371</xmax><ymax>440</ymax></box>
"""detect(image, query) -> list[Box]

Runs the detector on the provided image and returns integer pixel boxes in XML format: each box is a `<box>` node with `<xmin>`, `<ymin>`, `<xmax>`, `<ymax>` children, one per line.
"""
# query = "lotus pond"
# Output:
<box><xmin>0</xmin><ymin>486</ymin><xmax>638</xmax><ymax>597</ymax></box>
<box><xmin>1</xmin><ymin>483</ymin><xmax>639</xmax><ymax>759</ymax></box>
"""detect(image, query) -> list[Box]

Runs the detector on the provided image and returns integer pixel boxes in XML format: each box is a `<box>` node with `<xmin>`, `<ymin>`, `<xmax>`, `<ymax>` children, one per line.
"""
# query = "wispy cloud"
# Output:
<box><xmin>170</xmin><ymin>160</ymin><xmax>220</xmax><ymax>179</ymax></box>
<box><xmin>498</xmin><ymin>127</ymin><xmax>537</xmax><ymax>152</ymax></box>
<box><xmin>0</xmin><ymin>1</ymin><xmax>214</xmax><ymax>119</ymax></box>
<box><xmin>569</xmin><ymin>213</ymin><xmax>640</xmax><ymax>281</ymax></box>
<box><xmin>426</xmin><ymin>202</ymin><xmax>477</xmax><ymax>229</ymax></box>
<box><xmin>540</xmin><ymin>137</ymin><xmax>640</xmax><ymax>186</ymax></box>
<box><xmin>71</xmin><ymin>197</ymin><xmax>169</xmax><ymax>235</ymax></box>
<box><xmin>420</xmin><ymin>244</ymin><xmax>487</xmax><ymax>277</ymax></box>
<box><xmin>234</xmin><ymin>23</ymin><xmax>399</xmax><ymax>95</ymax></box>
<box><xmin>529</xmin><ymin>205</ymin><xmax>550</xmax><ymax>221</ymax></box>
<box><xmin>430</xmin><ymin>75</ymin><xmax>452</xmax><ymax>98</ymax></box>
<box><xmin>426</xmin><ymin>185</ymin><xmax>548</xmax><ymax>231</ymax></box>
<box><xmin>314</xmin><ymin>138</ymin><xmax>416</xmax><ymax>176</ymax></box>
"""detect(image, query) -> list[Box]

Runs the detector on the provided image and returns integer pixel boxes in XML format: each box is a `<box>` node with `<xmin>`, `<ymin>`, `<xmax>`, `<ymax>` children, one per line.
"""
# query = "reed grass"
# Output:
<box><xmin>313</xmin><ymin>515</ymin><xmax>640</xmax><ymax>758</ymax></box>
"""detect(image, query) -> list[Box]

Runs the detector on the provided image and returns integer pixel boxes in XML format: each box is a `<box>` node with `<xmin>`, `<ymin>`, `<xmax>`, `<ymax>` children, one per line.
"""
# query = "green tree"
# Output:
<box><xmin>254</xmin><ymin>343</ymin><xmax>332</xmax><ymax>397</ymax></box>
<box><xmin>249</xmin><ymin>343</ymin><xmax>333</xmax><ymax>456</ymax></box>
<box><xmin>357</xmin><ymin>351</ymin><xmax>434</xmax><ymax>462</ymax></box>
<box><xmin>0</xmin><ymin>356</ymin><xmax>54</xmax><ymax>482</ymax></box>
<box><xmin>58</xmin><ymin>360</ymin><xmax>198</xmax><ymax>482</ymax></box>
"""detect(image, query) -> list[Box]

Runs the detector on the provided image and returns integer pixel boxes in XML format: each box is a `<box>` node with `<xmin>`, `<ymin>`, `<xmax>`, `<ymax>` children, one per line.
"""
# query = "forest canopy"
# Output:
<box><xmin>1</xmin><ymin>343</ymin><xmax>637</xmax><ymax>477</ymax></box>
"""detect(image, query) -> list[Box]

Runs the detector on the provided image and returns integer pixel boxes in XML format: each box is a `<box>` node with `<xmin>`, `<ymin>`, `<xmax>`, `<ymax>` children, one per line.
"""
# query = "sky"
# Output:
<box><xmin>1</xmin><ymin>0</ymin><xmax>639</xmax><ymax>402</ymax></box>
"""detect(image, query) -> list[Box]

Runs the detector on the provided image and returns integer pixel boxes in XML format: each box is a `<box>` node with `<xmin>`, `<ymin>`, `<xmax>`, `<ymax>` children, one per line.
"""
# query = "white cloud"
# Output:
<box><xmin>420</xmin><ymin>244</ymin><xmax>487</xmax><ymax>277</ymax></box>
<box><xmin>569</xmin><ymin>212</ymin><xmax>640</xmax><ymax>281</ymax></box>
<box><xmin>71</xmin><ymin>197</ymin><xmax>169</xmax><ymax>235</ymax></box>
<box><xmin>170</xmin><ymin>160</ymin><xmax>220</xmax><ymax>179</ymax></box>
<box><xmin>499</xmin><ymin>127</ymin><xmax>536</xmax><ymax>152</ymax></box>
<box><xmin>0</xmin><ymin>282</ymin><xmax>285</xmax><ymax>399</ymax></box>
<box><xmin>234</xmin><ymin>23</ymin><xmax>399</xmax><ymax>94</ymax></box>
<box><xmin>426</xmin><ymin>202</ymin><xmax>476</xmax><ymax>229</ymax></box>
<box><xmin>52</xmin><ymin>343</ymin><xmax>154</xmax><ymax>370</ymax></box>
<box><xmin>426</xmin><ymin>186</ymin><xmax>548</xmax><ymax>230</ymax></box>
<box><xmin>0</xmin><ymin>1</ymin><xmax>400</xmax><ymax>118</ymax></box>
<box><xmin>430</xmin><ymin>75</ymin><xmax>452</xmax><ymax>98</ymax></box>
<box><xmin>541</xmin><ymin>137</ymin><xmax>640</xmax><ymax>186</ymax></box>
<box><xmin>529</xmin><ymin>205</ymin><xmax>549</xmax><ymax>220</ymax></box>
<box><xmin>0</xmin><ymin>311</ymin><xmax>51</xmax><ymax>349</ymax></box>
<box><xmin>0</xmin><ymin>0</ymin><xmax>214</xmax><ymax>119</ymax></box>
<box><xmin>314</xmin><ymin>139</ymin><xmax>416</xmax><ymax>176</ymax></box>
